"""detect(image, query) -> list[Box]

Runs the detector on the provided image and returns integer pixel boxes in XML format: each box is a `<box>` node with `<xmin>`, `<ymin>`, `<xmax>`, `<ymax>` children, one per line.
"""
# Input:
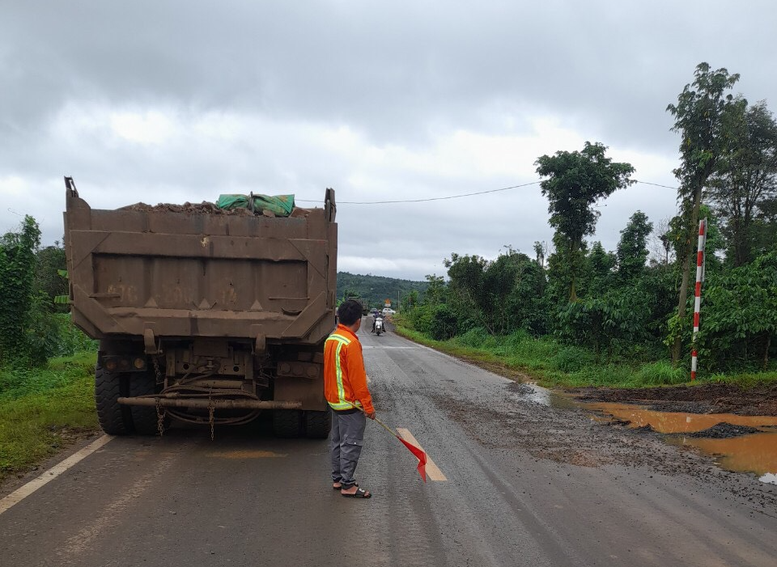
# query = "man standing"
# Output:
<box><xmin>324</xmin><ymin>299</ymin><xmax>376</xmax><ymax>498</ymax></box>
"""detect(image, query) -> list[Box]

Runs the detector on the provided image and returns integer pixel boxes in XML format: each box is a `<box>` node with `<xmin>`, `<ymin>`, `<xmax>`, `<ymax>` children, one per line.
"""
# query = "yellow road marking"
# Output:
<box><xmin>0</xmin><ymin>434</ymin><xmax>113</xmax><ymax>516</ymax></box>
<box><xmin>396</xmin><ymin>428</ymin><xmax>447</xmax><ymax>481</ymax></box>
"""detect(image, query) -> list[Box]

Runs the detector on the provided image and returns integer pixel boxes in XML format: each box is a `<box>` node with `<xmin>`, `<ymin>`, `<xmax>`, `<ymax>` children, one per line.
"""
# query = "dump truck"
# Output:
<box><xmin>63</xmin><ymin>177</ymin><xmax>337</xmax><ymax>438</ymax></box>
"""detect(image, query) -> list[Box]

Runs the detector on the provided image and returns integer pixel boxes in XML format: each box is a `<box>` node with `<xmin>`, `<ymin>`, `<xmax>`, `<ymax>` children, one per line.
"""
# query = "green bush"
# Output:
<box><xmin>0</xmin><ymin>351</ymin><xmax>96</xmax><ymax>399</ymax></box>
<box><xmin>51</xmin><ymin>314</ymin><xmax>98</xmax><ymax>357</ymax></box>
<box><xmin>455</xmin><ymin>327</ymin><xmax>491</xmax><ymax>348</ymax></box>
<box><xmin>634</xmin><ymin>361</ymin><xmax>686</xmax><ymax>386</ymax></box>
<box><xmin>551</xmin><ymin>345</ymin><xmax>596</xmax><ymax>372</ymax></box>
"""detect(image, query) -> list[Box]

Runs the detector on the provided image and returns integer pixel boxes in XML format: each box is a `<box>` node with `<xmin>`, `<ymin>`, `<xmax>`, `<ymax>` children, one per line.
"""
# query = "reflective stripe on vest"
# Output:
<box><xmin>326</xmin><ymin>333</ymin><xmax>362</xmax><ymax>411</ymax></box>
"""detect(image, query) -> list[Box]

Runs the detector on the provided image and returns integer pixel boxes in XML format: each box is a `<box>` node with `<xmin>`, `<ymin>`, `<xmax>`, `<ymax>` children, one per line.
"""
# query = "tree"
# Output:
<box><xmin>533</xmin><ymin>241</ymin><xmax>546</xmax><ymax>269</ymax></box>
<box><xmin>751</xmin><ymin>195</ymin><xmax>777</xmax><ymax>256</ymax></box>
<box><xmin>535</xmin><ymin>141</ymin><xmax>635</xmax><ymax>301</ymax></box>
<box><xmin>0</xmin><ymin>216</ymin><xmax>42</xmax><ymax>363</ymax></box>
<box><xmin>616</xmin><ymin>211</ymin><xmax>653</xmax><ymax>284</ymax></box>
<box><xmin>444</xmin><ymin>254</ymin><xmax>487</xmax><ymax>332</ymax></box>
<box><xmin>404</xmin><ymin>274</ymin><xmax>455</xmax><ymax>339</ymax></box>
<box><xmin>666</xmin><ymin>62</ymin><xmax>745</xmax><ymax>364</ymax></box>
<box><xmin>403</xmin><ymin>289</ymin><xmax>419</xmax><ymax>311</ymax></box>
<box><xmin>35</xmin><ymin>242</ymin><xmax>68</xmax><ymax>312</ymax></box>
<box><xmin>647</xmin><ymin>218</ymin><xmax>673</xmax><ymax>266</ymax></box>
<box><xmin>709</xmin><ymin>101</ymin><xmax>777</xmax><ymax>267</ymax></box>
<box><xmin>582</xmin><ymin>241</ymin><xmax>616</xmax><ymax>297</ymax></box>
<box><xmin>700</xmin><ymin>252</ymin><xmax>777</xmax><ymax>370</ymax></box>
<box><xmin>444</xmin><ymin>249</ymin><xmax>547</xmax><ymax>336</ymax></box>
<box><xmin>423</xmin><ymin>274</ymin><xmax>447</xmax><ymax>306</ymax></box>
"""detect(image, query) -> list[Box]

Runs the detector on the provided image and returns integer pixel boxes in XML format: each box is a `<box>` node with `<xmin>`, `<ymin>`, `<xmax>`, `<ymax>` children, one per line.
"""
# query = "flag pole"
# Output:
<box><xmin>348</xmin><ymin>403</ymin><xmax>402</xmax><ymax>438</ymax></box>
<box><xmin>348</xmin><ymin>402</ymin><xmax>428</xmax><ymax>482</ymax></box>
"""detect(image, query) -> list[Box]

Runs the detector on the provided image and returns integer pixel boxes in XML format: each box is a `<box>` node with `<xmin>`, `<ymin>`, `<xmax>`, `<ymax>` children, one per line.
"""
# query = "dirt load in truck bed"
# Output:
<box><xmin>121</xmin><ymin>201</ymin><xmax>314</xmax><ymax>217</ymax></box>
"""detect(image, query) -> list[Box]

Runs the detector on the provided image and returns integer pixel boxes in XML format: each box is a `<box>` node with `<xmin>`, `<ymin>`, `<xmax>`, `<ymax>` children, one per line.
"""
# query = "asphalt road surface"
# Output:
<box><xmin>1</xmin><ymin>322</ymin><xmax>776</xmax><ymax>566</ymax></box>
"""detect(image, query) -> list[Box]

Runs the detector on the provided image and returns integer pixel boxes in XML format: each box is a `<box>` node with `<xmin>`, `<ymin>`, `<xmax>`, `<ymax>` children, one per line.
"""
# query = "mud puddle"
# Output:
<box><xmin>585</xmin><ymin>402</ymin><xmax>777</xmax><ymax>483</ymax></box>
<box><xmin>583</xmin><ymin>402</ymin><xmax>777</xmax><ymax>433</ymax></box>
<box><xmin>507</xmin><ymin>382</ymin><xmax>577</xmax><ymax>409</ymax></box>
<box><xmin>667</xmin><ymin>434</ymin><xmax>777</xmax><ymax>485</ymax></box>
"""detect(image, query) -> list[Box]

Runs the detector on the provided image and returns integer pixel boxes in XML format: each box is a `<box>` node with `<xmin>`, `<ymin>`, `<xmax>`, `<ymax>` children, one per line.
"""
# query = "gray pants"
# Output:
<box><xmin>330</xmin><ymin>409</ymin><xmax>367</xmax><ymax>487</ymax></box>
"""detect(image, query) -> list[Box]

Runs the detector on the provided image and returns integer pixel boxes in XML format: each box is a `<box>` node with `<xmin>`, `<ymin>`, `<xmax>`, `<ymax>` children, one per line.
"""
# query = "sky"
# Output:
<box><xmin>1</xmin><ymin>1</ymin><xmax>774</xmax><ymax>281</ymax></box>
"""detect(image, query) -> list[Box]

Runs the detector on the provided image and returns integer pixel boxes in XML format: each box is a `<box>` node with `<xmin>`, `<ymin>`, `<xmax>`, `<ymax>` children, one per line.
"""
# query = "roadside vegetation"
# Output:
<box><xmin>0</xmin><ymin>216</ymin><xmax>99</xmax><ymax>483</ymax></box>
<box><xmin>394</xmin><ymin>63</ymin><xmax>777</xmax><ymax>390</ymax></box>
<box><xmin>395</xmin><ymin>326</ymin><xmax>777</xmax><ymax>389</ymax></box>
<box><xmin>0</xmin><ymin>353</ymin><xmax>97</xmax><ymax>481</ymax></box>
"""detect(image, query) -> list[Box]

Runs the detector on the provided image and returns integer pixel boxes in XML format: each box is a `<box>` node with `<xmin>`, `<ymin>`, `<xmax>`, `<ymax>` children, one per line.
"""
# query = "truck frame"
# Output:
<box><xmin>63</xmin><ymin>177</ymin><xmax>337</xmax><ymax>438</ymax></box>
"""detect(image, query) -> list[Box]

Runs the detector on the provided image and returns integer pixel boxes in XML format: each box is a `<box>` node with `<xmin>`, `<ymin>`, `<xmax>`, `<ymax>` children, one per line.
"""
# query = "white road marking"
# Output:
<box><xmin>396</xmin><ymin>428</ymin><xmax>448</xmax><ymax>482</ymax></box>
<box><xmin>0</xmin><ymin>434</ymin><xmax>113</xmax><ymax>516</ymax></box>
<box><xmin>366</xmin><ymin>374</ymin><xmax>371</xmax><ymax>383</ymax></box>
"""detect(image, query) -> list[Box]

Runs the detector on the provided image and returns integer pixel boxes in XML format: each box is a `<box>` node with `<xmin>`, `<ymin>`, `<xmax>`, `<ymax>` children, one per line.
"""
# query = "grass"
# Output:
<box><xmin>0</xmin><ymin>351</ymin><xmax>99</xmax><ymax>483</ymax></box>
<box><xmin>395</xmin><ymin>326</ymin><xmax>777</xmax><ymax>390</ymax></box>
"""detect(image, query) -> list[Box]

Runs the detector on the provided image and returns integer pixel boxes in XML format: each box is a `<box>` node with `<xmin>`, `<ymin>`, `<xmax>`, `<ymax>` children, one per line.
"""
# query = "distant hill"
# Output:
<box><xmin>337</xmin><ymin>272</ymin><xmax>428</xmax><ymax>310</ymax></box>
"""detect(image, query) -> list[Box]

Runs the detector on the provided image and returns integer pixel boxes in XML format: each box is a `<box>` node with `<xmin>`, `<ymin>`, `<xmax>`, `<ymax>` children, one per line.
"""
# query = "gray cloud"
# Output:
<box><xmin>1</xmin><ymin>1</ymin><xmax>774</xmax><ymax>280</ymax></box>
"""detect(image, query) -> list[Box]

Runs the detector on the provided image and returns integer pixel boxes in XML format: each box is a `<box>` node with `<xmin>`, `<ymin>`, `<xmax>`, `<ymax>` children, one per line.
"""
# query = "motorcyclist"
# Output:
<box><xmin>371</xmin><ymin>311</ymin><xmax>383</xmax><ymax>333</ymax></box>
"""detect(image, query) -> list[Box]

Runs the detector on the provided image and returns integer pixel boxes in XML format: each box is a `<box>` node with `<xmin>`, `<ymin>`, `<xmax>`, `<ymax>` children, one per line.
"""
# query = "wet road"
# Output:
<box><xmin>2</xmin><ymin>323</ymin><xmax>776</xmax><ymax>566</ymax></box>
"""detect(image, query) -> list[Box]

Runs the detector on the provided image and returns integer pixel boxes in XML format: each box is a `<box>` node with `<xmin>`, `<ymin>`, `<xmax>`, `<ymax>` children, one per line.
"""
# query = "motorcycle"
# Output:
<box><xmin>375</xmin><ymin>316</ymin><xmax>384</xmax><ymax>336</ymax></box>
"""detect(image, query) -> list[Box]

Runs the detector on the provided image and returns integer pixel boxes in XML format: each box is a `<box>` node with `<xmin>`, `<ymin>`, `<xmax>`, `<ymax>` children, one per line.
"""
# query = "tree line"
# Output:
<box><xmin>0</xmin><ymin>217</ymin><xmax>90</xmax><ymax>372</ymax></box>
<box><xmin>2</xmin><ymin>63</ymin><xmax>775</xmax><ymax>379</ymax></box>
<box><xmin>337</xmin><ymin>272</ymin><xmax>428</xmax><ymax>310</ymax></box>
<box><xmin>402</xmin><ymin>63</ymin><xmax>777</xmax><ymax>375</ymax></box>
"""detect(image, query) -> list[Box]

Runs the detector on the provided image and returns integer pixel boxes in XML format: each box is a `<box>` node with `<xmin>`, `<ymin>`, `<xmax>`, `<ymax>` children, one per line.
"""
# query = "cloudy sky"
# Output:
<box><xmin>1</xmin><ymin>1</ymin><xmax>774</xmax><ymax>281</ymax></box>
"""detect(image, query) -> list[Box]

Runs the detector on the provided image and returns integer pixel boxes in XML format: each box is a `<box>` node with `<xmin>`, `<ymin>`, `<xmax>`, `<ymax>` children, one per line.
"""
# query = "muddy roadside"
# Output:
<box><xmin>433</xmin><ymin>349</ymin><xmax>777</xmax><ymax>498</ymax></box>
<box><xmin>573</xmin><ymin>382</ymin><xmax>777</xmax><ymax>416</ymax></box>
<box><xmin>447</xmin><ymin>349</ymin><xmax>777</xmax><ymax>417</ymax></box>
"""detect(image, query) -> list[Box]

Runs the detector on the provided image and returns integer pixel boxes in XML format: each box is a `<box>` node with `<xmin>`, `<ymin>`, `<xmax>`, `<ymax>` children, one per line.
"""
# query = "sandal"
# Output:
<box><xmin>332</xmin><ymin>482</ymin><xmax>358</xmax><ymax>490</ymax></box>
<box><xmin>341</xmin><ymin>487</ymin><xmax>371</xmax><ymax>498</ymax></box>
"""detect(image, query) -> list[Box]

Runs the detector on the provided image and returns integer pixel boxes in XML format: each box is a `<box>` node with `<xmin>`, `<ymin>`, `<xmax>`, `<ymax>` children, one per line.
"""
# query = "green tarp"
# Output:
<box><xmin>216</xmin><ymin>193</ymin><xmax>295</xmax><ymax>217</ymax></box>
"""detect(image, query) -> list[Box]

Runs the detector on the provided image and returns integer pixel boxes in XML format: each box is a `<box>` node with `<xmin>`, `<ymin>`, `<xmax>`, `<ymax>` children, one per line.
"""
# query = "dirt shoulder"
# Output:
<box><xmin>572</xmin><ymin>383</ymin><xmax>777</xmax><ymax>416</ymax></box>
<box><xmin>422</xmin><ymin>339</ymin><xmax>777</xmax><ymax>417</ymax></box>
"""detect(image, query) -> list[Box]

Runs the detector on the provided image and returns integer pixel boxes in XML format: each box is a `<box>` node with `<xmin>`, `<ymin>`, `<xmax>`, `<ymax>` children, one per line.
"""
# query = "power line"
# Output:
<box><xmin>635</xmin><ymin>180</ymin><xmax>679</xmax><ymax>190</ymax></box>
<box><xmin>296</xmin><ymin>179</ymin><xmax>677</xmax><ymax>205</ymax></box>
<box><xmin>298</xmin><ymin>181</ymin><xmax>540</xmax><ymax>205</ymax></box>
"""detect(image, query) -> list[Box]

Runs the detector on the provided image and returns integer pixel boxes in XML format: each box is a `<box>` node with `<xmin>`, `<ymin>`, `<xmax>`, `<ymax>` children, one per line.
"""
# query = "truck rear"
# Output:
<box><xmin>63</xmin><ymin>177</ymin><xmax>337</xmax><ymax>438</ymax></box>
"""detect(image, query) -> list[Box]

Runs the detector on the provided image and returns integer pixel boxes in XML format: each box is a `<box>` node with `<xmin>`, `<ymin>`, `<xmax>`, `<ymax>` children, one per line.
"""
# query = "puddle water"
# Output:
<box><xmin>521</xmin><ymin>383</ymin><xmax>578</xmax><ymax>409</ymax></box>
<box><xmin>667</xmin><ymin>433</ymin><xmax>777</xmax><ymax>477</ymax></box>
<box><xmin>583</xmin><ymin>402</ymin><xmax>777</xmax><ymax>433</ymax></box>
<box><xmin>584</xmin><ymin>402</ymin><xmax>777</xmax><ymax>483</ymax></box>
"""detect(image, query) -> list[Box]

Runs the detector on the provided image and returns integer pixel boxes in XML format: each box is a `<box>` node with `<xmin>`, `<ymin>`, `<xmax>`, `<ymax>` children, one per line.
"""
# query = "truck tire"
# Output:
<box><xmin>304</xmin><ymin>410</ymin><xmax>331</xmax><ymax>439</ymax></box>
<box><xmin>129</xmin><ymin>371</ymin><xmax>160</xmax><ymax>436</ymax></box>
<box><xmin>95</xmin><ymin>364</ymin><xmax>133</xmax><ymax>435</ymax></box>
<box><xmin>272</xmin><ymin>410</ymin><xmax>303</xmax><ymax>438</ymax></box>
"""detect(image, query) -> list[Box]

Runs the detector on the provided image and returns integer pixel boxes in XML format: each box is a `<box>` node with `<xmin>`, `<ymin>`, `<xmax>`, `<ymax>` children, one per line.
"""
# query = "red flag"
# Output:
<box><xmin>398</xmin><ymin>437</ymin><xmax>428</xmax><ymax>482</ymax></box>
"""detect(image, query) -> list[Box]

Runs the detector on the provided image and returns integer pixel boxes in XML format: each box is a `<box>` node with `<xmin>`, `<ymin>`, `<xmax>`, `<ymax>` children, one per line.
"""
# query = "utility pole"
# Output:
<box><xmin>690</xmin><ymin>218</ymin><xmax>707</xmax><ymax>381</ymax></box>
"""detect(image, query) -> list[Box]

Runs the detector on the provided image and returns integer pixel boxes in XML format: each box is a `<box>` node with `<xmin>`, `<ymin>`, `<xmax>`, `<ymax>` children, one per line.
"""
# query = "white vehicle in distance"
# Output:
<box><xmin>382</xmin><ymin>308</ymin><xmax>396</xmax><ymax>315</ymax></box>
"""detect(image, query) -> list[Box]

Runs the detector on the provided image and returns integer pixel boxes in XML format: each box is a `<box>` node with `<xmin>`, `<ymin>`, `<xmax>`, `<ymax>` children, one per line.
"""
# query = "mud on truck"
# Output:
<box><xmin>63</xmin><ymin>177</ymin><xmax>337</xmax><ymax>438</ymax></box>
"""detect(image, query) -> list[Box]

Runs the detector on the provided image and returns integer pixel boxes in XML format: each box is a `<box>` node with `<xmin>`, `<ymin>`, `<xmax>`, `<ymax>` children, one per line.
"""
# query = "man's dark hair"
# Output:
<box><xmin>337</xmin><ymin>300</ymin><xmax>363</xmax><ymax>326</ymax></box>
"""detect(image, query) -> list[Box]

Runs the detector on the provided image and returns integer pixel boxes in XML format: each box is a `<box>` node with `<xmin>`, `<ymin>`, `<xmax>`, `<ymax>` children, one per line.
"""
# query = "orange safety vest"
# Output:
<box><xmin>324</xmin><ymin>324</ymin><xmax>374</xmax><ymax>413</ymax></box>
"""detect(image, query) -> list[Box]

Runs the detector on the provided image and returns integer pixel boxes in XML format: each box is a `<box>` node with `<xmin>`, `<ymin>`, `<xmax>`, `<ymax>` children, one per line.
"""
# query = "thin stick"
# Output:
<box><xmin>348</xmin><ymin>403</ymin><xmax>400</xmax><ymax>438</ymax></box>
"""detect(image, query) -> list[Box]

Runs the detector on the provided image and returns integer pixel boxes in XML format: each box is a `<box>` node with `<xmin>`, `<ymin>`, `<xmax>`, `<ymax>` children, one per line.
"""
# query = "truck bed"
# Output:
<box><xmin>64</xmin><ymin>180</ymin><xmax>337</xmax><ymax>346</ymax></box>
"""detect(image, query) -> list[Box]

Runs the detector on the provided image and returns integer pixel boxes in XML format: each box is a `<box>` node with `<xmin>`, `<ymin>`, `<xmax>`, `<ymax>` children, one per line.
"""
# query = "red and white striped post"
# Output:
<box><xmin>690</xmin><ymin>218</ymin><xmax>707</xmax><ymax>381</ymax></box>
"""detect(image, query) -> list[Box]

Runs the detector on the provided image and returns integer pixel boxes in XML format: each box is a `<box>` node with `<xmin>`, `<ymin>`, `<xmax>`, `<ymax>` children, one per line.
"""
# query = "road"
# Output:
<box><xmin>1</xmin><ymin>322</ymin><xmax>776</xmax><ymax>566</ymax></box>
